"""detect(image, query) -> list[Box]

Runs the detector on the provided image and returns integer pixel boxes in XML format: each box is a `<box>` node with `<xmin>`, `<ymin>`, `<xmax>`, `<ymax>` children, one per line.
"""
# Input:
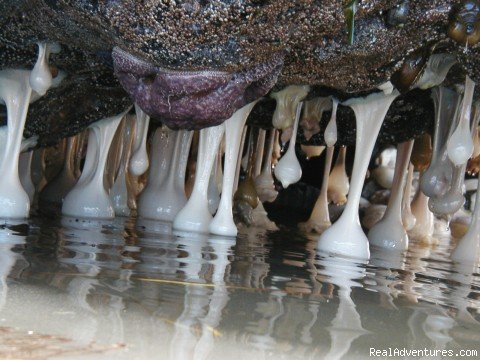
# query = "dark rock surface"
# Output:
<box><xmin>248</xmin><ymin>89</ymin><xmax>434</xmax><ymax>147</ymax></box>
<box><xmin>0</xmin><ymin>0</ymin><xmax>478</xmax><ymax>144</ymax></box>
<box><xmin>16</xmin><ymin>0</ymin><xmax>469</xmax><ymax>90</ymax></box>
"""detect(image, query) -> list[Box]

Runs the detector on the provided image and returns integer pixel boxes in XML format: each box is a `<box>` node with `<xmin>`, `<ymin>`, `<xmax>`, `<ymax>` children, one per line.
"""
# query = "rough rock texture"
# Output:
<box><xmin>0</xmin><ymin>3</ymin><xmax>131</xmax><ymax>145</ymax></box>
<box><xmin>23</xmin><ymin>73</ymin><xmax>132</xmax><ymax>147</ymax></box>
<box><xmin>248</xmin><ymin>89</ymin><xmax>434</xmax><ymax>147</ymax></box>
<box><xmin>0</xmin><ymin>41</ymin><xmax>131</xmax><ymax>146</ymax></box>
<box><xmin>0</xmin><ymin>0</ymin><xmax>478</xmax><ymax>144</ymax></box>
<box><xmin>16</xmin><ymin>0</ymin><xmax>467</xmax><ymax>91</ymax></box>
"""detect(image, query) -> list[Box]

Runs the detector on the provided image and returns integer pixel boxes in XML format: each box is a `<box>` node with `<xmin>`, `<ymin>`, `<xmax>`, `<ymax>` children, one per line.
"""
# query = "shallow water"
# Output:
<box><xmin>0</xmin><ymin>215</ymin><xmax>479</xmax><ymax>359</ymax></box>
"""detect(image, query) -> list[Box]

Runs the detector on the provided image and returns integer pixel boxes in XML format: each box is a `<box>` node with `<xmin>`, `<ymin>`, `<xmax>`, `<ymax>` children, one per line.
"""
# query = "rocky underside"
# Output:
<box><xmin>1</xmin><ymin>0</ymin><xmax>479</xmax><ymax>146</ymax></box>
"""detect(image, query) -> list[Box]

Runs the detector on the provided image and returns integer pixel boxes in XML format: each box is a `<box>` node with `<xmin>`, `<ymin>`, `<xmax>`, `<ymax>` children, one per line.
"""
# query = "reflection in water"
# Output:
<box><xmin>369</xmin><ymin>247</ymin><xmax>408</xmax><ymax>309</ymax></box>
<box><xmin>317</xmin><ymin>254</ymin><xmax>368</xmax><ymax>360</ymax></box>
<box><xmin>424</xmin><ymin>313</ymin><xmax>455</xmax><ymax>352</ymax></box>
<box><xmin>247</xmin><ymin>290</ymin><xmax>286</xmax><ymax>356</ymax></box>
<box><xmin>169</xmin><ymin>235</ymin><xmax>233</xmax><ymax>360</ymax></box>
<box><xmin>0</xmin><ymin>216</ymin><xmax>477</xmax><ymax>358</ymax></box>
<box><xmin>195</xmin><ymin>237</ymin><xmax>233</xmax><ymax>359</ymax></box>
<box><xmin>0</xmin><ymin>224</ymin><xmax>26</xmax><ymax>311</ymax></box>
<box><xmin>407</xmin><ymin>304</ymin><xmax>454</xmax><ymax>354</ymax></box>
<box><xmin>59</xmin><ymin>218</ymin><xmax>127</xmax><ymax>345</ymax></box>
<box><xmin>449</xmin><ymin>261</ymin><xmax>479</xmax><ymax>325</ymax></box>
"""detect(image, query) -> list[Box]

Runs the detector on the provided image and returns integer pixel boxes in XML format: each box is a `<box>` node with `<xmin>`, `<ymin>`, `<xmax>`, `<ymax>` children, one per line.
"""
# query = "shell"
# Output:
<box><xmin>234</xmin><ymin>176</ymin><xmax>259</xmax><ymax>209</ymax></box>
<box><xmin>391</xmin><ymin>48</ymin><xmax>429</xmax><ymax>93</ymax></box>
<box><xmin>448</xmin><ymin>0</ymin><xmax>480</xmax><ymax>46</ymax></box>
<box><xmin>411</xmin><ymin>133</ymin><xmax>432</xmax><ymax>172</ymax></box>
<box><xmin>387</xmin><ymin>1</ymin><xmax>409</xmax><ymax>27</ymax></box>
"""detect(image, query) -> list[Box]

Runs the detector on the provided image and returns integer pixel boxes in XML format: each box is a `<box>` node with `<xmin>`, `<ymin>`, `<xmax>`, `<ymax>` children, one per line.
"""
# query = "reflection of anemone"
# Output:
<box><xmin>112</xmin><ymin>47</ymin><xmax>284</xmax><ymax>130</ymax></box>
<box><xmin>448</xmin><ymin>0</ymin><xmax>480</xmax><ymax>46</ymax></box>
<box><xmin>0</xmin><ymin>228</ymin><xmax>26</xmax><ymax>312</ymax></box>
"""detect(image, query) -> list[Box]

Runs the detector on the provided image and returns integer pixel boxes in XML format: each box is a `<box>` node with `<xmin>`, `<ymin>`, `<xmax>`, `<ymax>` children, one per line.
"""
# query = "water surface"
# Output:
<box><xmin>0</xmin><ymin>215</ymin><xmax>479</xmax><ymax>359</ymax></box>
